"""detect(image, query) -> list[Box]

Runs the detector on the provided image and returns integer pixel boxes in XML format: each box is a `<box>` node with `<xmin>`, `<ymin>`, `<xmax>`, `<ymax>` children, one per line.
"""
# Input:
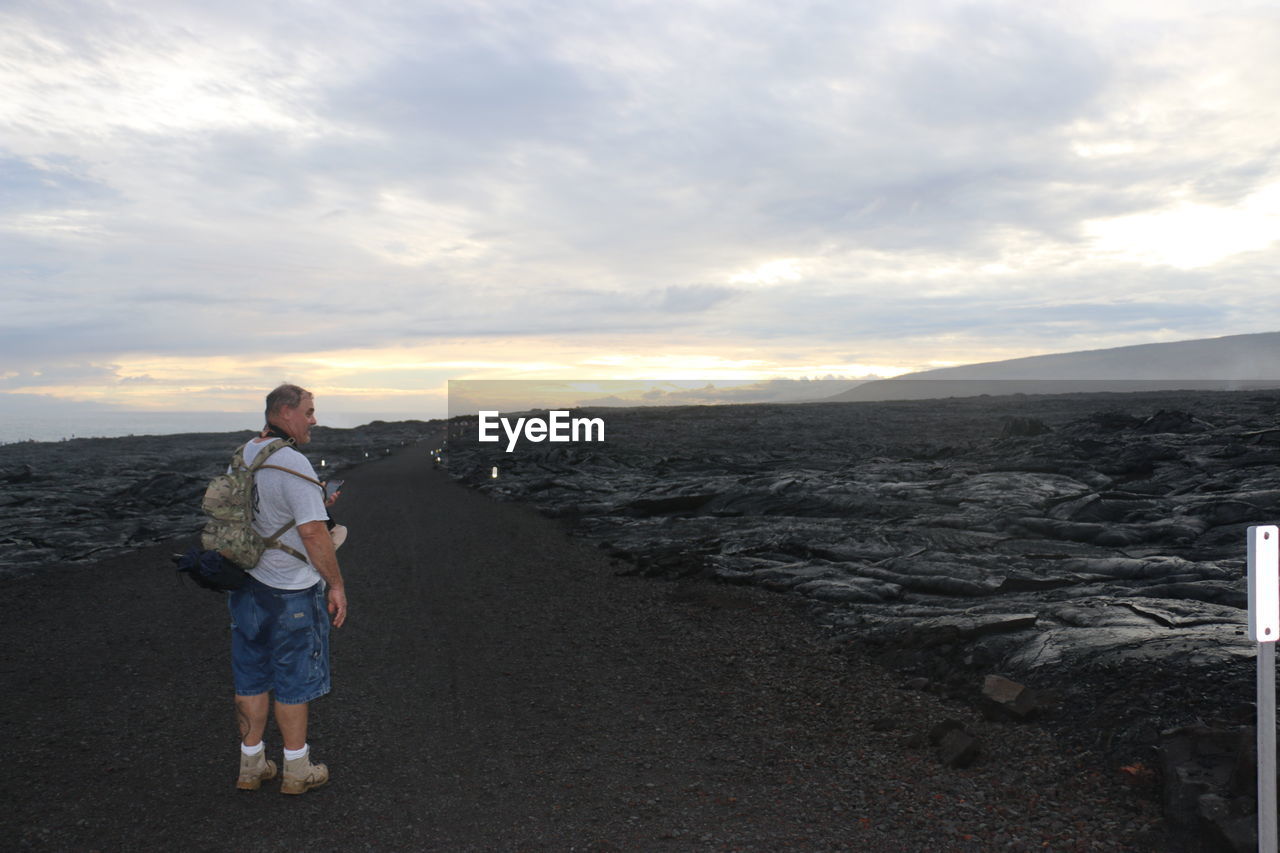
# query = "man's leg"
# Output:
<box><xmin>277</xmin><ymin>700</ymin><xmax>328</xmax><ymax>794</ymax></box>
<box><xmin>275</xmin><ymin>584</ymin><xmax>331</xmax><ymax>794</ymax></box>
<box><xmin>230</xmin><ymin>581</ymin><xmax>277</xmax><ymax>790</ymax></box>
<box><xmin>234</xmin><ymin>693</ymin><xmax>276</xmax><ymax>790</ymax></box>
<box><xmin>235</xmin><ymin>693</ymin><xmax>270</xmax><ymax>746</ymax></box>
<box><xmin>274</xmin><ymin>700</ymin><xmax>308</xmax><ymax>751</ymax></box>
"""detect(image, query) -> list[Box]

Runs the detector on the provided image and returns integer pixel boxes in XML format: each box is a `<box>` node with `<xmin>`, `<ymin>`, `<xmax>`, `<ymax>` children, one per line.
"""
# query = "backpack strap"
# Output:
<box><xmin>245</xmin><ymin>438</ymin><xmax>293</xmax><ymax>472</ymax></box>
<box><xmin>257</xmin><ymin>463</ymin><xmax>323</xmax><ymax>488</ymax></box>
<box><xmin>263</xmin><ymin>520</ymin><xmax>308</xmax><ymax>562</ymax></box>
<box><xmin>238</xmin><ymin>439</ymin><xmax>325</xmax><ymax>564</ymax></box>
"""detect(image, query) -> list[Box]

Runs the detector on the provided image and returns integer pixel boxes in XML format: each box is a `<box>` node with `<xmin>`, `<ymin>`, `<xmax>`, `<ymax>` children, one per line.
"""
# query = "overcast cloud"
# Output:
<box><xmin>2</xmin><ymin>0</ymin><xmax>1278</xmax><ymax>416</ymax></box>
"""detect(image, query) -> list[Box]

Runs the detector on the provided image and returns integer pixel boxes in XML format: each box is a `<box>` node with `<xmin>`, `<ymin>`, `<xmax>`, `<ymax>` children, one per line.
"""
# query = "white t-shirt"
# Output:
<box><xmin>241</xmin><ymin>438</ymin><xmax>329</xmax><ymax>590</ymax></box>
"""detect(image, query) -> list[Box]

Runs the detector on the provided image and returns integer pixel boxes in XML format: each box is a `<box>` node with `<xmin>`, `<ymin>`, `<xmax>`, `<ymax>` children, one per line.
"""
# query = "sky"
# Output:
<box><xmin>3</xmin><ymin>0</ymin><xmax>1279</xmax><ymax>421</ymax></box>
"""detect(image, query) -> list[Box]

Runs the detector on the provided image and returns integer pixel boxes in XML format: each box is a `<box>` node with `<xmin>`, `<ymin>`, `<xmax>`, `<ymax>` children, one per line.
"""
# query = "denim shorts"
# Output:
<box><xmin>228</xmin><ymin>575</ymin><xmax>331</xmax><ymax>704</ymax></box>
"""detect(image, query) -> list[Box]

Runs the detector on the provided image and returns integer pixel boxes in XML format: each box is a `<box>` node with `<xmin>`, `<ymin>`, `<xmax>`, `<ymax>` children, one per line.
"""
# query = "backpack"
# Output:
<box><xmin>176</xmin><ymin>438</ymin><xmax>320</xmax><ymax>592</ymax></box>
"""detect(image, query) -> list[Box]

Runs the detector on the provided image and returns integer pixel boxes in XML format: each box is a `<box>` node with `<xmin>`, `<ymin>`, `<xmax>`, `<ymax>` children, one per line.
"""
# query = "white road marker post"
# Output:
<box><xmin>1248</xmin><ymin>524</ymin><xmax>1279</xmax><ymax>852</ymax></box>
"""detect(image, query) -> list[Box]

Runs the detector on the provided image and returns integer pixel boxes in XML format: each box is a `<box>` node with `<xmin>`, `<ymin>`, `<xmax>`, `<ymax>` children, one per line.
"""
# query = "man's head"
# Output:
<box><xmin>265</xmin><ymin>383</ymin><xmax>316</xmax><ymax>445</ymax></box>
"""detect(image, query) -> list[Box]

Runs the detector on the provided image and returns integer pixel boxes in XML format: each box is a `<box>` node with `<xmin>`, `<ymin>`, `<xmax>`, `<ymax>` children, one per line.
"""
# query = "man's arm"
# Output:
<box><xmin>297</xmin><ymin>520</ymin><xmax>347</xmax><ymax>627</ymax></box>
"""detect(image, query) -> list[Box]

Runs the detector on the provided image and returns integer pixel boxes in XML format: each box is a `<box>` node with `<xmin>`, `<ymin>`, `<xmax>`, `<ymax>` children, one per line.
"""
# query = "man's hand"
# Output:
<box><xmin>324</xmin><ymin>489</ymin><xmax>341</xmax><ymax>508</ymax></box>
<box><xmin>327</xmin><ymin>584</ymin><xmax>348</xmax><ymax>628</ymax></box>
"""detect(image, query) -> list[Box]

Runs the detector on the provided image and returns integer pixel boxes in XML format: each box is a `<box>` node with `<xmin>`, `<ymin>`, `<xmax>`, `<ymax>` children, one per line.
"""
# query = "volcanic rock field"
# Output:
<box><xmin>447</xmin><ymin>389</ymin><xmax>1280</xmax><ymax>761</ymax></box>
<box><xmin>0</xmin><ymin>420</ymin><xmax>436</xmax><ymax>578</ymax></box>
<box><xmin>5</xmin><ymin>391</ymin><xmax>1280</xmax><ymax>848</ymax></box>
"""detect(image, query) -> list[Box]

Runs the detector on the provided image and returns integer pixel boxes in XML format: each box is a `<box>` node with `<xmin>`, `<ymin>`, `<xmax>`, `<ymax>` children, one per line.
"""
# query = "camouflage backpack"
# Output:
<box><xmin>200</xmin><ymin>438</ymin><xmax>320</xmax><ymax>570</ymax></box>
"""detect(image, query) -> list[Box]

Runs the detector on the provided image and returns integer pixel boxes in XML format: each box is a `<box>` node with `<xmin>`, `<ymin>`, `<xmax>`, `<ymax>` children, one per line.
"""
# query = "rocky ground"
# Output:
<box><xmin>3</xmin><ymin>391</ymin><xmax>1277</xmax><ymax>850</ymax></box>
<box><xmin>1</xmin><ymin>442</ymin><xmax>1186</xmax><ymax>852</ymax></box>
<box><xmin>0</xmin><ymin>419</ymin><xmax>436</xmax><ymax>577</ymax></box>
<box><xmin>443</xmin><ymin>388</ymin><xmax>1280</xmax><ymax>850</ymax></box>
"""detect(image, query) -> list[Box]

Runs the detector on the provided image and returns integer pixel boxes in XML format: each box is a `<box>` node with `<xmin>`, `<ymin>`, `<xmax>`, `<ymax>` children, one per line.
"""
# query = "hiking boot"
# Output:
<box><xmin>236</xmin><ymin>749</ymin><xmax>278</xmax><ymax>791</ymax></box>
<box><xmin>281</xmin><ymin>748</ymin><xmax>329</xmax><ymax>795</ymax></box>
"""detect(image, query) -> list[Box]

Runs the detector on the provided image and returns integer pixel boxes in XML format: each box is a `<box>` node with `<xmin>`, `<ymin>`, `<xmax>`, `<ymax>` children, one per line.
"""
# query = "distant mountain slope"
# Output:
<box><xmin>830</xmin><ymin>331</ymin><xmax>1280</xmax><ymax>402</ymax></box>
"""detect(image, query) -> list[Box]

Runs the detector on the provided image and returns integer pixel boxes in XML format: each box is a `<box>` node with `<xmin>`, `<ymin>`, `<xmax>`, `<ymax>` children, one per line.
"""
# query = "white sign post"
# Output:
<box><xmin>1248</xmin><ymin>524</ymin><xmax>1279</xmax><ymax>852</ymax></box>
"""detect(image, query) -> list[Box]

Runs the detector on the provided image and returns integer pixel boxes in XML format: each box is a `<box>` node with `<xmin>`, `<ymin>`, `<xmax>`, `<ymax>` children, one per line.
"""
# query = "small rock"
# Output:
<box><xmin>980</xmin><ymin>674</ymin><xmax>1046</xmax><ymax>721</ymax></box>
<box><xmin>1001</xmin><ymin>417</ymin><xmax>1051</xmax><ymax>438</ymax></box>
<box><xmin>0</xmin><ymin>464</ymin><xmax>33</xmax><ymax>483</ymax></box>
<box><xmin>1213</xmin><ymin>815</ymin><xmax>1258</xmax><ymax>853</ymax></box>
<box><xmin>928</xmin><ymin>719</ymin><xmax>966</xmax><ymax>745</ymax></box>
<box><xmin>938</xmin><ymin>728</ymin><xmax>981</xmax><ymax>768</ymax></box>
<box><xmin>1137</xmin><ymin>409</ymin><xmax>1211</xmax><ymax>434</ymax></box>
<box><xmin>1197</xmin><ymin>793</ymin><xmax>1229</xmax><ymax>823</ymax></box>
<box><xmin>1159</xmin><ymin>726</ymin><xmax>1246</xmax><ymax>832</ymax></box>
<box><xmin>902</xmin><ymin>731</ymin><xmax>928</xmax><ymax>749</ymax></box>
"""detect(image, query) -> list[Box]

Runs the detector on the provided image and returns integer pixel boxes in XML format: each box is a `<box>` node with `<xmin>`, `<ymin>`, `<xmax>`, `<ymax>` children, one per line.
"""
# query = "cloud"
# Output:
<box><xmin>0</xmin><ymin>392</ymin><xmax>127</xmax><ymax>414</ymax></box>
<box><xmin>1</xmin><ymin>0</ymin><xmax>1279</xmax><ymax>413</ymax></box>
<box><xmin>328</xmin><ymin>49</ymin><xmax>608</xmax><ymax>145</ymax></box>
<box><xmin>894</xmin><ymin>6</ymin><xmax>1106</xmax><ymax>126</ymax></box>
<box><xmin>0</xmin><ymin>364</ymin><xmax>122</xmax><ymax>389</ymax></box>
<box><xmin>0</xmin><ymin>155</ymin><xmax>117</xmax><ymax>213</ymax></box>
<box><xmin>657</xmin><ymin>285</ymin><xmax>739</xmax><ymax>313</ymax></box>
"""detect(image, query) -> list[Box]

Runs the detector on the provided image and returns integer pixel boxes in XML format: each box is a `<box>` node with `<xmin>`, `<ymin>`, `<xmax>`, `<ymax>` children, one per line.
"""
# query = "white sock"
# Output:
<box><xmin>241</xmin><ymin>741</ymin><xmax>265</xmax><ymax>756</ymax></box>
<box><xmin>284</xmin><ymin>744</ymin><xmax>309</xmax><ymax>761</ymax></box>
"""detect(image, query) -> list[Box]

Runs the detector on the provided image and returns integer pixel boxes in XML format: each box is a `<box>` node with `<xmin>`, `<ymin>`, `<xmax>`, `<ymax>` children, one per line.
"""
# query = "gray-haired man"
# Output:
<box><xmin>230</xmin><ymin>383</ymin><xmax>348</xmax><ymax>794</ymax></box>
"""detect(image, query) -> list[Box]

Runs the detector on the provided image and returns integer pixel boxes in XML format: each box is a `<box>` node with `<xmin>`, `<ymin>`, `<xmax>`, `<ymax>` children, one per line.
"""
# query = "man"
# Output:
<box><xmin>230</xmin><ymin>383</ymin><xmax>348</xmax><ymax>794</ymax></box>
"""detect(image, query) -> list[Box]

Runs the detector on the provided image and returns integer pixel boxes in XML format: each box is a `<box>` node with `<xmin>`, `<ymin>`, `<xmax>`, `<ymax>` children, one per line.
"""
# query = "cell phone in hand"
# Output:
<box><xmin>324</xmin><ymin>479</ymin><xmax>344</xmax><ymax>500</ymax></box>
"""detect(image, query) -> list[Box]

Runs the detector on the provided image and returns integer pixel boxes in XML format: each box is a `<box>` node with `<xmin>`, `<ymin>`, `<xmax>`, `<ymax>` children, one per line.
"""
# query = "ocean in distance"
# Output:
<box><xmin>0</xmin><ymin>411</ymin><xmax>428</xmax><ymax>445</ymax></box>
